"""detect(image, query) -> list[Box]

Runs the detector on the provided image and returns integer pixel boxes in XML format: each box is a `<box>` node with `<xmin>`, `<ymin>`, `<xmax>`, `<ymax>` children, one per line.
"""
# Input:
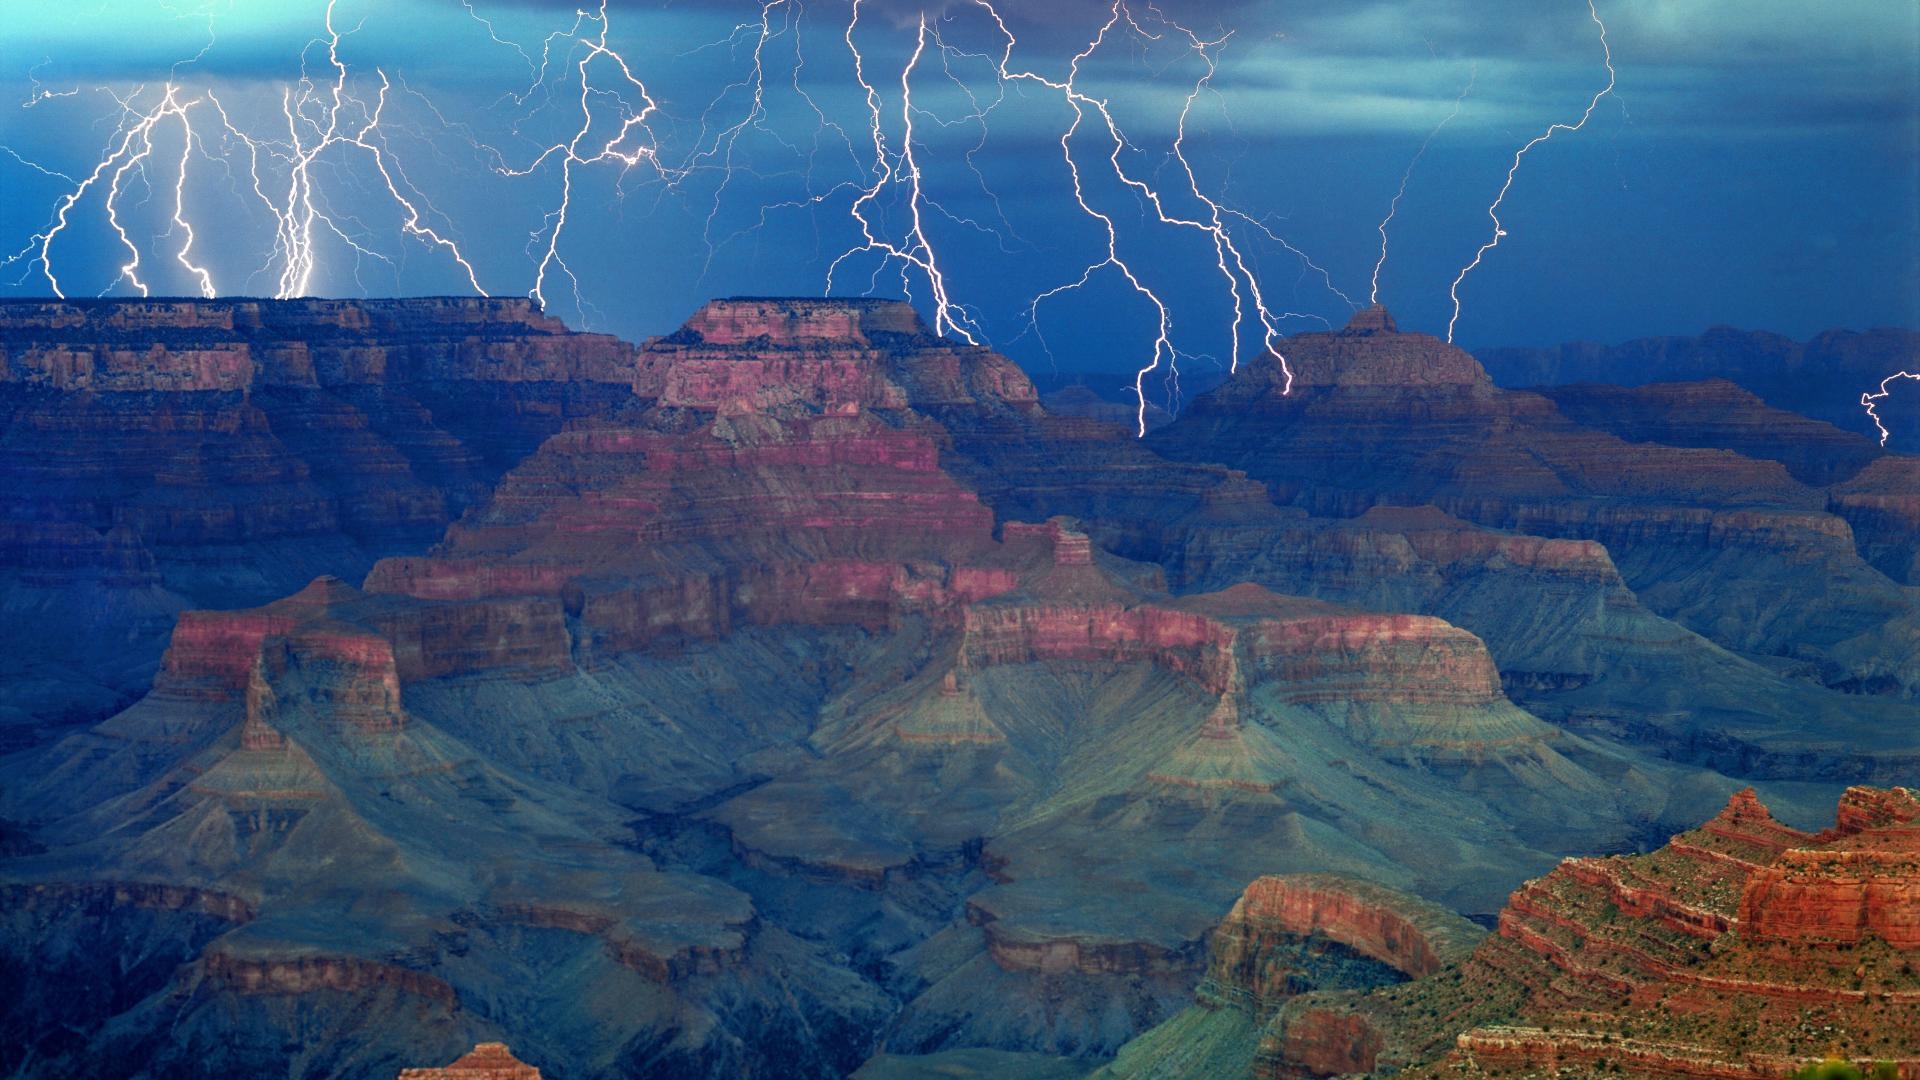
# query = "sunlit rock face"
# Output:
<box><xmin>398</xmin><ymin>1042</ymin><xmax>544</xmax><ymax>1080</ymax></box>
<box><xmin>1103</xmin><ymin>787</ymin><xmax>1920</xmax><ymax>1080</ymax></box>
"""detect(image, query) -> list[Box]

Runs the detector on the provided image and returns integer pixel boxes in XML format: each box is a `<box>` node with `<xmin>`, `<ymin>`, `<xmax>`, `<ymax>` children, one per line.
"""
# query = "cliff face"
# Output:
<box><xmin>0</xmin><ymin>297</ymin><xmax>637</xmax><ymax>746</ymax></box>
<box><xmin>1832</xmin><ymin>456</ymin><xmax>1920</xmax><ymax>584</ymax></box>
<box><xmin>1106</xmin><ymin>787</ymin><xmax>1920</xmax><ymax>1080</ymax></box>
<box><xmin>1199</xmin><ymin>875</ymin><xmax>1486</xmax><ymax>1015</ymax></box>
<box><xmin>1091</xmin><ymin>874</ymin><xmax>1484</xmax><ymax>1080</ymax></box>
<box><xmin>1538</xmin><ymin>379</ymin><xmax>1882</xmax><ymax>486</ymax></box>
<box><xmin>1150</xmin><ymin>309</ymin><xmax>1920</xmax><ymax>702</ymax></box>
<box><xmin>1279</xmin><ymin>787</ymin><xmax>1920</xmax><ymax>1080</ymax></box>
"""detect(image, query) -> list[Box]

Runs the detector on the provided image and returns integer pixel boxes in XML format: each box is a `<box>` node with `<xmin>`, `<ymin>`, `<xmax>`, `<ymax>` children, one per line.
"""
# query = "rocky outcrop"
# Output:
<box><xmin>1831</xmin><ymin>456</ymin><xmax>1920</xmax><ymax>583</ymax></box>
<box><xmin>1086</xmin><ymin>876</ymin><xmax>1483</xmax><ymax>1080</ymax></box>
<box><xmin>1200</xmin><ymin>875</ymin><xmax>1485</xmax><ymax>1019</ymax></box>
<box><xmin>1152</xmin><ymin>308</ymin><xmax>1920</xmax><ymax>699</ymax></box>
<box><xmin>201</xmin><ymin>950</ymin><xmax>458</xmax><ymax>1005</ymax></box>
<box><xmin>1364</xmin><ymin>788</ymin><xmax>1919</xmax><ymax>1077</ymax></box>
<box><xmin>1108</xmin><ymin>787</ymin><xmax>1920</xmax><ymax>1079</ymax></box>
<box><xmin>1266</xmin><ymin>1007</ymin><xmax>1383</xmax><ymax>1078</ymax></box>
<box><xmin>158</xmin><ymin>577</ymin><xmax>571</xmax><ymax>699</ymax></box>
<box><xmin>0</xmin><ymin>297</ymin><xmax>640</xmax><ymax>746</ymax></box>
<box><xmin>0</xmin><ymin>297</ymin><xmax>635</xmax><ymax>389</ymax></box>
<box><xmin>398</xmin><ymin>1042</ymin><xmax>542</xmax><ymax>1080</ymax></box>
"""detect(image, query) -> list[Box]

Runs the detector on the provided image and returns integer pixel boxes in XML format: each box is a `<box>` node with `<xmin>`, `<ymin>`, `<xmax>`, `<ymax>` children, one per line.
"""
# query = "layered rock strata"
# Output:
<box><xmin>1151</xmin><ymin>307</ymin><xmax>1920</xmax><ymax>700</ymax></box>
<box><xmin>0</xmin><ymin>297</ymin><xmax>637</xmax><ymax>742</ymax></box>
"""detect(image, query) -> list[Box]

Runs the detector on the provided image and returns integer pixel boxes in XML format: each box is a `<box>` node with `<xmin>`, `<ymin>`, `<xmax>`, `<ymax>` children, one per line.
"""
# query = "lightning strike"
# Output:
<box><xmin>9</xmin><ymin>0</ymin><xmax>1526</xmax><ymax>409</ymax></box>
<box><xmin>6</xmin><ymin>1</ymin><xmax>486</xmax><ymax>301</ymax></box>
<box><xmin>7</xmin><ymin>84</ymin><xmax>205</xmax><ymax>298</ymax></box>
<box><xmin>825</xmin><ymin>1</ymin><xmax>983</xmax><ymax>344</ymax></box>
<box><xmin>1445</xmin><ymin>0</ymin><xmax>1615</xmax><ymax>343</ymax></box>
<box><xmin>487</xmin><ymin>0</ymin><xmax>669</xmax><ymax>319</ymax></box>
<box><xmin>1862</xmin><ymin>370</ymin><xmax>1919</xmax><ymax>448</ymax></box>
<box><xmin>974</xmin><ymin>0</ymin><xmax>1320</xmax><ymax>433</ymax></box>
<box><xmin>1371</xmin><ymin>63</ymin><xmax>1476</xmax><ymax>307</ymax></box>
<box><xmin>267</xmin><ymin>1</ymin><xmax>488</xmax><ymax>299</ymax></box>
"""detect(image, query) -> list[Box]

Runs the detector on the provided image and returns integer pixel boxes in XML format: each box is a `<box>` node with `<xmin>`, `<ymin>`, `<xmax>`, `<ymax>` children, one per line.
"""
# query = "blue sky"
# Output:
<box><xmin>1</xmin><ymin>0</ymin><xmax>1914</xmax><ymax>370</ymax></box>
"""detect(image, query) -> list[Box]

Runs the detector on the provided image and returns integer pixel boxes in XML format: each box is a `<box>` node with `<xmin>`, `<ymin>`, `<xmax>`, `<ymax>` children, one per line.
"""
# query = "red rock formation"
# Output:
<box><xmin>1270</xmin><ymin>1007</ymin><xmax>1384</xmax><ymax>1077</ymax></box>
<box><xmin>973</xmin><ymin>920</ymin><xmax>1202</xmax><ymax>978</ymax></box>
<box><xmin>398</xmin><ymin>1043</ymin><xmax>542</xmax><ymax>1080</ymax></box>
<box><xmin>0</xmin><ymin>297</ymin><xmax>643</xmax><ymax>744</ymax></box>
<box><xmin>1207</xmin><ymin>876</ymin><xmax>1485</xmax><ymax>996</ymax></box>
<box><xmin>1074</xmin><ymin>787</ymin><xmax>1920</xmax><ymax>1078</ymax></box>
<box><xmin>157</xmin><ymin>577</ymin><xmax>571</xmax><ymax>702</ymax></box>
<box><xmin>1314</xmin><ymin>786</ymin><xmax>1920</xmax><ymax>1078</ymax></box>
<box><xmin>1086</xmin><ymin>875</ymin><xmax>1483</xmax><ymax>1079</ymax></box>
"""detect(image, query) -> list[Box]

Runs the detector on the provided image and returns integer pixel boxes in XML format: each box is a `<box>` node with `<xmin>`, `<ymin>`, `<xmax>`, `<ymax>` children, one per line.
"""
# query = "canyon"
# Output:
<box><xmin>1</xmin><ymin>296</ymin><xmax>1915</xmax><ymax>1078</ymax></box>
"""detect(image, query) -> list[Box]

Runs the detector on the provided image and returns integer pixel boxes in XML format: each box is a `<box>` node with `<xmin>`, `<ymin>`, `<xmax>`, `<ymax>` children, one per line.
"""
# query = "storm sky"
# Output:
<box><xmin>1</xmin><ymin>0</ymin><xmax>1914</xmax><ymax>371</ymax></box>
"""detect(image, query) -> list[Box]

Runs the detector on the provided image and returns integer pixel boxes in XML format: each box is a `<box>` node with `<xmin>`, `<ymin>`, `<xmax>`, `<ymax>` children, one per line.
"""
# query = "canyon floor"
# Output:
<box><xmin>0</xmin><ymin>296</ymin><xmax>1914</xmax><ymax>1078</ymax></box>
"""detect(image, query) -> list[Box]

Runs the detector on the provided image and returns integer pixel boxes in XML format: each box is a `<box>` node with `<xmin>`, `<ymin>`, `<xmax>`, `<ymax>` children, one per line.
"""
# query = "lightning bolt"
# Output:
<box><xmin>973</xmin><ymin>0</ymin><xmax>1319</xmax><ymax>434</ymax></box>
<box><xmin>826</xmin><ymin>2</ymin><xmax>984</xmax><ymax>344</ymax></box>
<box><xmin>4</xmin><ymin>84</ymin><xmax>205</xmax><ymax>298</ymax></box>
<box><xmin>1446</xmin><ymin>0</ymin><xmax>1614</xmax><ymax>343</ymax></box>
<box><xmin>269</xmin><ymin>1</ymin><xmax>488</xmax><ymax>299</ymax></box>
<box><xmin>1371</xmin><ymin>63</ymin><xmax>1476</xmax><ymax>307</ymax></box>
<box><xmin>7</xmin><ymin>0</ymin><xmax>1513</xmax><ymax>412</ymax></box>
<box><xmin>5</xmin><ymin>1</ymin><xmax>486</xmax><ymax>301</ymax></box>
<box><xmin>1862</xmin><ymin>370</ymin><xmax>1919</xmax><ymax>447</ymax></box>
<box><xmin>485</xmin><ymin>0</ymin><xmax>668</xmax><ymax>321</ymax></box>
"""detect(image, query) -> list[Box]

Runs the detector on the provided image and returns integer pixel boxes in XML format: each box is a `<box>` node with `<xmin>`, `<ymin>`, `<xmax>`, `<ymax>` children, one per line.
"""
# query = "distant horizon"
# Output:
<box><xmin>2</xmin><ymin>290</ymin><xmax>1913</xmax><ymax>358</ymax></box>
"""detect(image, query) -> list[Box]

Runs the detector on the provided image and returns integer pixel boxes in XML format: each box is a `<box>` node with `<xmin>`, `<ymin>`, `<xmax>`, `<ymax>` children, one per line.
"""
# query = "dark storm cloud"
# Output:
<box><xmin>0</xmin><ymin>0</ymin><xmax>1914</xmax><ymax>353</ymax></box>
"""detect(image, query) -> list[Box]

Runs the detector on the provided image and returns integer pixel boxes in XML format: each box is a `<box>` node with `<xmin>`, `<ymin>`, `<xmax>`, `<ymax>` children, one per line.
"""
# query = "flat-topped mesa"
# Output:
<box><xmin>1832</xmin><ymin>456</ymin><xmax>1920</xmax><ymax>583</ymax></box>
<box><xmin>671</xmin><ymin>296</ymin><xmax>932</xmax><ymax>348</ymax></box>
<box><xmin>0</xmin><ymin>296</ymin><xmax>636</xmax><ymax>390</ymax></box>
<box><xmin>1241</xmin><ymin>305</ymin><xmax>1492</xmax><ymax>392</ymax></box>
<box><xmin>398</xmin><ymin>1041</ymin><xmax>543</xmax><ymax>1079</ymax></box>
<box><xmin>0</xmin><ymin>296</ymin><xmax>569</xmax><ymax>337</ymax></box>
<box><xmin>959</xmin><ymin>572</ymin><xmax>1505</xmax><ymax>710</ymax></box>
<box><xmin>636</xmin><ymin>298</ymin><xmax>923</xmax><ymax>413</ymax></box>
<box><xmin>635</xmin><ymin>297</ymin><xmax>1040</xmax><ymax>415</ymax></box>
<box><xmin>1343</xmin><ymin>303</ymin><xmax>1398</xmax><ymax>334</ymax></box>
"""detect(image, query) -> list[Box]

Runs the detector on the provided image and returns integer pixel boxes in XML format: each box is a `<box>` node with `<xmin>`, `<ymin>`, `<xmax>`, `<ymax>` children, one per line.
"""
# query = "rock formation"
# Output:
<box><xmin>1476</xmin><ymin>324</ymin><xmax>1920</xmax><ymax>446</ymax></box>
<box><xmin>0</xmin><ymin>297</ymin><xmax>635</xmax><ymax>745</ymax></box>
<box><xmin>2</xmin><ymin>296</ymin><xmax>1916</xmax><ymax>1079</ymax></box>
<box><xmin>398</xmin><ymin>1042</ymin><xmax>542</xmax><ymax>1079</ymax></box>
<box><xmin>1105</xmin><ymin>786</ymin><xmax>1920</xmax><ymax>1079</ymax></box>
<box><xmin>1094</xmin><ymin>875</ymin><xmax>1484</xmax><ymax>1079</ymax></box>
<box><xmin>1151</xmin><ymin>308</ymin><xmax>1920</xmax><ymax>703</ymax></box>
